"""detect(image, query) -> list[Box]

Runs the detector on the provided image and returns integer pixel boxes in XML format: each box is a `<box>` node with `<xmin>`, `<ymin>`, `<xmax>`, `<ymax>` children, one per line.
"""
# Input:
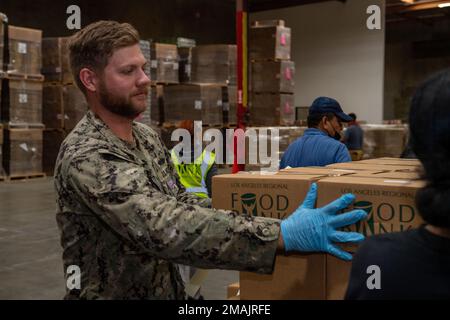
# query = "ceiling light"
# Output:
<box><xmin>438</xmin><ymin>3</ymin><xmax>450</xmax><ymax>8</ymax></box>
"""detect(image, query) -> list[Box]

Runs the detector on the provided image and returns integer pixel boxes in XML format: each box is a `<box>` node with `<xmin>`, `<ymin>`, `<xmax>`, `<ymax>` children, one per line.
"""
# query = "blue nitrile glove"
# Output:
<box><xmin>280</xmin><ymin>183</ymin><xmax>367</xmax><ymax>261</ymax></box>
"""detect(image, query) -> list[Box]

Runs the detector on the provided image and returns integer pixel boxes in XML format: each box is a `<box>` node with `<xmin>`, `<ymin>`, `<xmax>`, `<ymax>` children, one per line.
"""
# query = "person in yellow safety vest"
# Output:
<box><xmin>170</xmin><ymin>120</ymin><xmax>218</xmax><ymax>299</ymax></box>
<box><xmin>171</xmin><ymin>148</ymin><xmax>216</xmax><ymax>199</ymax></box>
<box><xmin>170</xmin><ymin>120</ymin><xmax>218</xmax><ymax>199</ymax></box>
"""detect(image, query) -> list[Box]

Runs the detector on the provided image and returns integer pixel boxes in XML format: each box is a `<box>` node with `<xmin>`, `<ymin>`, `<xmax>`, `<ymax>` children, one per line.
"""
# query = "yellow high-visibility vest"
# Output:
<box><xmin>171</xmin><ymin>149</ymin><xmax>216</xmax><ymax>198</ymax></box>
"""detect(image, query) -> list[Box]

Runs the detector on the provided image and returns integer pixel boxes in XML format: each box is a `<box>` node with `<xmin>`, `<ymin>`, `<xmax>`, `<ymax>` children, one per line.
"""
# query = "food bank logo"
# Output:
<box><xmin>231</xmin><ymin>193</ymin><xmax>289</xmax><ymax>219</ymax></box>
<box><xmin>240</xmin><ymin>193</ymin><xmax>258</xmax><ymax>216</ymax></box>
<box><xmin>343</xmin><ymin>200</ymin><xmax>417</xmax><ymax>235</ymax></box>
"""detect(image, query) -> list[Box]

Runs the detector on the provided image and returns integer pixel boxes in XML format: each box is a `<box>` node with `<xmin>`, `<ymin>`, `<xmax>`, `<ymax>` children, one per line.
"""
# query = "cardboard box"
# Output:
<box><xmin>279</xmin><ymin>167</ymin><xmax>359</xmax><ymax>177</ymax></box>
<box><xmin>43</xmin><ymin>129</ymin><xmax>67</xmax><ymax>176</ymax></box>
<box><xmin>42</xmin><ymin>37</ymin><xmax>73</xmax><ymax>84</ymax></box>
<box><xmin>349</xmin><ymin>171</ymin><xmax>420</xmax><ymax>180</ymax></box>
<box><xmin>212</xmin><ymin>172</ymin><xmax>327</xmax><ymax>300</ymax></box>
<box><xmin>361</xmin><ymin>124</ymin><xmax>408</xmax><ymax>158</ymax></box>
<box><xmin>326</xmin><ymin>162</ymin><xmax>411</xmax><ymax>172</ymax></box>
<box><xmin>317</xmin><ymin>176</ymin><xmax>425</xmax><ymax>299</ymax></box>
<box><xmin>3</xmin><ymin>128</ymin><xmax>43</xmax><ymax>176</ymax></box>
<box><xmin>222</xmin><ymin>85</ymin><xmax>237</xmax><ymax>125</ymax></box>
<box><xmin>8</xmin><ymin>25</ymin><xmax>42</xmax><ymax>75</ymax></box>
<box><xmin>227</xmin><ymin>282</ymin><xmax>240</xmax><ymax>299</ymax></box>
<box><xmin>357</xmin><ymin>158</ymin><xmax>421</xmax><ymax>167</ymax></box>
<box><xmin>42</xmin><ymin>84</ymin><xmax>87</xmax><ymax>130</ymax></box>
<box><xmin>178</xmin><ymin>47</ymin><xmax>192</xmax><ymax>83</ymax></box>
<box><xmin>251</xmin><ymin>60</ymin><xmax>295</xmax><ymax>93</ymax></box>
<box><xmin>150</xmin><ymin>43</ymin><xmax>178</xmax><ymax>83</ymax></box>
<box><xmin>190</xmin><ymin>45</ymin><xmax>237</xmax><ymax>85</ymax></box>
<box><xmin>150</xmin><ymin>84</ymin><xmax>164</xmax><ymax>125</ymax></box>
<box><xmin>250</xmin><ymin>93</ymin><xmax>295</xmax><ymax>126</ymax></box>
<box><xmin>163</xmin><ymin>84</ymin><xmax>223</xmax><ymax>126</ymax></box>
<box><xmin>249</xmin><ymin>24</ymin><xmax>291</xmax><ymax>61</ymax></box>
<box><xmin>1</xmin><ymin>78</ymin><xmax>43</xmax><ymax>125</ymax></box>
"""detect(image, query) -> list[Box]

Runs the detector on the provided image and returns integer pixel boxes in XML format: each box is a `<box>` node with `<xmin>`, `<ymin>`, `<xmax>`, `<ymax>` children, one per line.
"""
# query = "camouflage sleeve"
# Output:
<box><xmin>67</xmin><ymin>155</ymin><xmax>280</xmax><ymax>274</ymax></box>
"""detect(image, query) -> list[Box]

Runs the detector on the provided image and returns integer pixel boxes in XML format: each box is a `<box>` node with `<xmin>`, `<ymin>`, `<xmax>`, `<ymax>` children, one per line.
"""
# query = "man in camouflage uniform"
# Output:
<box><xmin>55</xmin><ymin>21</ymin><xmax>367</xmax><ymax>299</ymax></box>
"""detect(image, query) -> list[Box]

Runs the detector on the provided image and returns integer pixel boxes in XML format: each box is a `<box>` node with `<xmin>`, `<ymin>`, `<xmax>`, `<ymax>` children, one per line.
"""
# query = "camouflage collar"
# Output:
<box><xmin>86</xmin><ymin>110</ymin><xmax>139</xmax><ymax>161</ymax></box>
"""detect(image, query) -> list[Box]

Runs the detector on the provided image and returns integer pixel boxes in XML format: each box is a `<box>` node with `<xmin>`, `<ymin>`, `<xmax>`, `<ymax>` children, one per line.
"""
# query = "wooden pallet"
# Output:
<box><xmin>7</xmin><ymin>173</ymin><xmax>47</xmax><ymax>181</ymax></box>
<box><xmin>5</xmin><ymin>72</ymin><xmax>45</xmax><ymax>81</ymax></box>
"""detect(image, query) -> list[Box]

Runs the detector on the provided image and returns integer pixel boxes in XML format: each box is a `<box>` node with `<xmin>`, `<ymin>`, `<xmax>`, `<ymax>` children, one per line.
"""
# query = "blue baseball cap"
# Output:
<box><xmin>309</xmin><ymin>97</ymin><xmax>352</xmax><ymax>122</ymax></box>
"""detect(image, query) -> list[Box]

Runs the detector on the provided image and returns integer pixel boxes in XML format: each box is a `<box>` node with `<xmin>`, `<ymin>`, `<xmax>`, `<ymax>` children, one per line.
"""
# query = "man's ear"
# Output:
<box><xmin>79</xmin><ymin>68</ymin><xmax>98</xmax><ymax>93</ymax></box>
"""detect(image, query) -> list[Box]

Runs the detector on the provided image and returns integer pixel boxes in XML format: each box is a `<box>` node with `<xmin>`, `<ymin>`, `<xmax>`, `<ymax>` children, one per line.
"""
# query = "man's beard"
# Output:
<box><xmin>99</xmin><ymin>82</ymin><xmax>147</xmax><ymax>119</ymax></box>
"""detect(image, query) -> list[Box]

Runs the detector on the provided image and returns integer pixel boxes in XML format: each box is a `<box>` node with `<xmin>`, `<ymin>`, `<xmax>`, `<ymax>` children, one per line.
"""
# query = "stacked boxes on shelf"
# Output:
<box><xmin>177</xmin><ymin>37</ymin><xmax>196</xmax><ymax>84</ymax></box>
<box><xmin>41</xmin><ymin>36</ymin><xmax>88</xmax><ymax>176</ymax></box>
<box><xmin>249</xmin><ymin>20</ymin><xmax>295</xmax><ymax>126</ymax></box>
<box><xmin>1</xmin><ymin>24</ymin><xmax>45</xmax><ymax>178</ymax></box>
<box><xmin>150</xmin><ymin>43</ymin><xmax>179</xmax><ymax>84</ymax></box>
<box><xmin>134</xmin><ymin>40</ymin><xmax>152</xmax><ymax>126</ymax></box>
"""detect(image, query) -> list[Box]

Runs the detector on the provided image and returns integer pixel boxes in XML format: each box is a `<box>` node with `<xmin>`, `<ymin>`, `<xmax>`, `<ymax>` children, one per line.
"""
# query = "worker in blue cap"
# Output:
<box><xmin>280</xmin><ymin>97</ymin><xmax>352</xmax><ymax>168</ymax></box>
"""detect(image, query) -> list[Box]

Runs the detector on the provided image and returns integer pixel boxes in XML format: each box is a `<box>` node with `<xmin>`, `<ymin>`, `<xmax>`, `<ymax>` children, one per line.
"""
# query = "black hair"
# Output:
<box><xmin>348</xmin><ymin>113</ymin><xmax>357</xmax><ymax>121</ymax></box>
<box><xmin>410</xmin><ymin>69</ymin><xmax>450</xmax><ymax>229</ymax></box>
<box><xmin>307</xmin><ymin>112</ymin><xmax>335</xmax><ymax>128</ymax></box>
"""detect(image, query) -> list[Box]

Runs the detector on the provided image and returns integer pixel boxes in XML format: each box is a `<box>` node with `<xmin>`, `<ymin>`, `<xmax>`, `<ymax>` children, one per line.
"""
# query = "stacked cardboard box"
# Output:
<box><xmin>249</xmin><ymin>20</ymin><xmax>295</xmax><ymax>126</ymax></box>
<box><xmin>150</xmin><ymin>43</ymin><xmax>179</xmax><ymax>84</ymax></box>
<box><xmin>178</xmin><ymin>47</ymin><xmax>193</xmax><ymax>83</ymax></box>
<box><xmin>361</xmin><ymin>124</ymin><xmax>409</xmax><ymax>158</ymax></box>
<box><xmin>222</xmin><ymin>85</ymin><xmax>237</xmax><ymax>126</ymax></box>
<box><xmin>41</xmin><ymin>36</ymin><xmax>87</xmax><ymax>176</ymax></box>
<box><xmin>244</xmin><ymin>126</ymin><xmax>306</xmax><ymax>171</ymax></box>
<box><xmin>134</xmin><ymin>40</ymin><xmax>152</xmax><ymax>126</ymax></box>
<box><xmin>190</xmin><ymin>45</ymin><xmax>237</xmax><ymax>85</ymax></box>
<box><xmin>212</xmin><ymin>158</ymin><xmax>424</xmax><ymax>300</ymax></box>
<box><xmin>0</xmin><ymin>123</ymin><xmax>4</xmax><ymax>177</ymax></box>
<box><xmin>163</xmin><ymin>84</ymin><xmax>223</xmax><ymax>126</ymax></box>
<box><xmin>7</xmin><ymin>26</ymin><xmax>42</xmax><ymax>76</ymax></box>
<box><xmin>3</xmin><ymin>128</ymin><xmax>43</xmax><ymax>177</ymax></box>
<box><xmin>42</xmin><ymin>37</ymin><xmax>73</xmax><ymax>84</ymax></box>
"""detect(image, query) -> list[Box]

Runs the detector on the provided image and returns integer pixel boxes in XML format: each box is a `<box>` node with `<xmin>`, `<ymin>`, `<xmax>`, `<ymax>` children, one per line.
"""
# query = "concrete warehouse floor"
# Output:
<box><xmin>0</xmin><ymin>177</ymin><xmax>238</xmax><ymax>300</ymax></box>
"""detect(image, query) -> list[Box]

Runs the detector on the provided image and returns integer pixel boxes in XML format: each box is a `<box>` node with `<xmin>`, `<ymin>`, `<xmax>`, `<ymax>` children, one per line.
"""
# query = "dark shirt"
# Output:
<box><xmin>345</xmin><ymin>225</ymin><xmax>450</xmax><ymax>299</ymax></box>
<box><xmin>280</xmin><ymin>128</ymin><xmax>351</xmax><ymax>169</ymax></box>
<box><xmin>344</xmin><ymin>124</ymin><xmax>364</xmax><ymax>150</ymax></box>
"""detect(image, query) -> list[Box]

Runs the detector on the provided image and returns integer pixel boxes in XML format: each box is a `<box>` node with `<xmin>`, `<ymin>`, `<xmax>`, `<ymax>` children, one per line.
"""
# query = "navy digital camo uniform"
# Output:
<box><xmin>54</xmin><ymin>111</ymin><xmax>280</xmax><ymax>299</ymax></box>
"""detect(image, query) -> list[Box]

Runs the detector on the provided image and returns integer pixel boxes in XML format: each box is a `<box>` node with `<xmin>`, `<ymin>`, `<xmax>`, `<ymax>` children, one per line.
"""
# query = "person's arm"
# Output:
<box><xmin>66</xmin><ymin>154</ymin><xmax>280</xmax><ymax>274</ymax></box>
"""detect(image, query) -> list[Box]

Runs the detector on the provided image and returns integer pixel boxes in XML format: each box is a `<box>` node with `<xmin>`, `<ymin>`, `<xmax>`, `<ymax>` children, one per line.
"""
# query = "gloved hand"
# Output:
<box><xmin>280</xmin><ymin>183</ymin><xmax>367</xmax><ymax>261</ymax></box>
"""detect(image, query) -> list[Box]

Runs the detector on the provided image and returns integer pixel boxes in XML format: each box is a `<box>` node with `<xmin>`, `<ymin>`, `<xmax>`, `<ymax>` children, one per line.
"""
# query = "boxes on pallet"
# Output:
<box><xmin>8</xmin><ymin>25</ymin><xmax>42</xmax><ymax>76</ymax></box>
<box><xmin>316</xmin><ymin>176</ymin><xmax>425</xmax><ymax>299</ymax></box>
<box><xmin>251</xmin><ymin>60</ymin><xmax>295</xmax><ymax>93</ymax></box>
<box><xmin>212</xmin><ymin>172</ymin><xmax>327</xmax><ymax>300</ymax></box>
<box><xmin>150</xmin><ymin>84</ymin><xmax>164</xmax><ymax>125</ymax></box>
<box><xmin>139</xmin><ymin>40</ymin><xmax>151</xmax><ymax>79</ymax></box>
<box><xmin>3</xmin><ymin>128</ymin><xmax>43</xmax><ymax>176</ymax></box>
<box><xmin>249</xmin><ymin>21</ymin><xmax>291</xmax><ymax>61</ymax></box>
<box><xmin>222</xmin><ymin>85</ymin><xmax>237</xmax><ymax>125</ymax></box>
<box><xmin>1</xmin><ymin>78</ymin><xmax>43</xmax><ymax>126</ymax></box>
<box><xmin>190</xmin><ymin>45</ymin><xmax>237</xmax><ymax>85</ymax></box>
<box><xmin>43</xmin><ymin>129</ymin><xmax>66</xmax><ymax>176</ymax></box>
<box><xmin>163</xmin><ymin>84</ymin><xmax>223</xmax><ymax>126</ymax></box>
<box><xmin>249</xmin><ymin>93</ymin><xmax>295</xmax><ymax>126</ymax></box>
<box><xmin>42</xmin><ymin>37</ymin><xmax>73</xmax><ymax>84</ymax></box>
<box><xmin>42</xmin><ymin>84</ymin><xmax>87</xmax><ymax>131</ymax></box>
<box><xmin>361</xmin><ymin>124</ymin><xmax>409</xmax><ymax>158</ymax></box>
<box><xmin>150</xmin><ymin>43</ymin><xmax>179</xmax><ymax>84</ymax></box>
<box><xmin>178</xmin><ymin>47</ymin><xmax>192</xmax><ymax>83</ymax></box>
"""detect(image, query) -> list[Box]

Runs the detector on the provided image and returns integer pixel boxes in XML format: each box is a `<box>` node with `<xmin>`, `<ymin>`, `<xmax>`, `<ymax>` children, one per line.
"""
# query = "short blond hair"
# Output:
<box><xmin>68</xmin><ymin>20</ymin><xmax>140</xmax><ymax>94</ymax></box>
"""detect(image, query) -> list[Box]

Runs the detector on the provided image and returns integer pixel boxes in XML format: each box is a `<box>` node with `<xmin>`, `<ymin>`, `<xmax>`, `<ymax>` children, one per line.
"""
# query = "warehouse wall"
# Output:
<box><xmin>0</xmin><ymin>0</ymin><xmax>235</xmax><ymax>44</ymax></box>
<box><xmin>252</xmin><ymin>0</ymin><xmax>385</xmax><ymax>124</ymax></box>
